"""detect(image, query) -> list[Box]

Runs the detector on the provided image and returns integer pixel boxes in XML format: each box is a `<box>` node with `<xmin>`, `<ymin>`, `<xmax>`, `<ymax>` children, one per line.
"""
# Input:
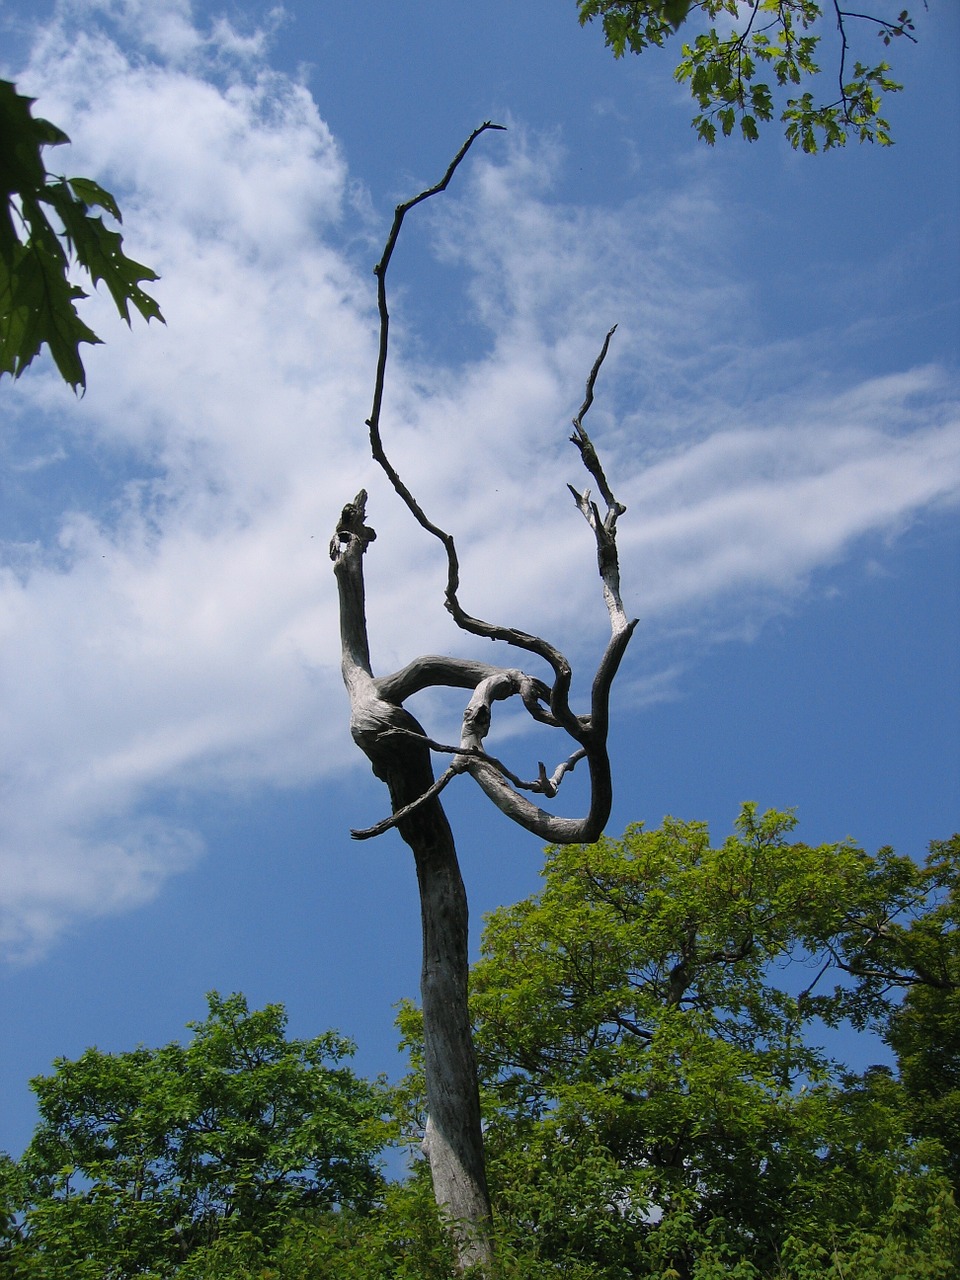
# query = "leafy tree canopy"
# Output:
<box><xmin>860</xmin><ymin>834</ymin><xmax>960</xmax><ymax>1188</ymax></box>
<box><xmin>0</xmin><ymin>992</ymin><xmax>389</xmax><ymax>1277</ymax></box>
<box><xmin>396</xmin><ymin>805</ymin><xmax>959</xmax><ymax>1277</ymax></box>
<box><xmin>3</xmin><ymin>824</ymin><xmax>958</xmax><ymax>1277</ymax></box>
<box><xmin>0</xmin><ymin>79</ymin><xmax>163</xmax><ymax>393</ymax></box>
<box><xmin>576</xmin><ymin>1</ymin><xmax>921</xmax><ymax>151</ymax></box>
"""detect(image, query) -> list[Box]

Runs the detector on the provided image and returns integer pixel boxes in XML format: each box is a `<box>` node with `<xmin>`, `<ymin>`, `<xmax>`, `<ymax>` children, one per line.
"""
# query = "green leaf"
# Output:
<box><xmin>0</xmin><ymin>238</ymin><xmax>100</xmax><ymax>390</ymax></box>
<box><xmin>577</xmin><ymin>3</ymin><xmax>911</xmax><ymax>150</ymax></box>
<box><xmin>48</xmin><ymin>186</ymin><xmax>163</xmax><ymax>325</ymax></box>
<box><xmin>0</xmin><ymin>80</ymin><xmax>66</xmax><ymax>197</ymax></box>
<box><xmin>0</xmin><ymin>78</ymin><xmax>163</xmax><ymax>391</ymax></box>
<box><xmin>662</xmin><ymin>0</ymin><xmax>695</xmax><ymax>30</ymax></box>
<box><xmin>66</xmin><ymin>176</ymin><xmax>123</xmax><ymax>222</ymax></box>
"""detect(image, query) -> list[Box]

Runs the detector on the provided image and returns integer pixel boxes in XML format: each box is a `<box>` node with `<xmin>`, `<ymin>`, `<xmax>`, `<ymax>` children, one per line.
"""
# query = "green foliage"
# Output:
<box><xmin>463</xmin><ymin>806</ymin><xmax>960</xmax><ymax>1276</ymax></box>
<box><xmin>0</xmin><ymin>80</ymin><xmax>162</xmax><ymax>392</ymax></box>
<box><xmin>863</xmin><ymin>835</ymin><xmax>960</xmax><ymax>1189</ymax></box>
<box><xmin>576</xmin><ymin>2</ymin><xmax>920</xmax><ymax>151</ymax></box>
<box><xmin>4</xmin><ymin>823</ymin><xmax>959</xmax><ymax>1276</ymax></box>
<box><xmin>1</xmin><ymin>993</ymin><xmax>389</xmax><ymax>1277</ymax></box>
<box><xmin>164</xmin><ymin>1177</ymin><xmax>460</xmax><ymax>1280</ymax></box>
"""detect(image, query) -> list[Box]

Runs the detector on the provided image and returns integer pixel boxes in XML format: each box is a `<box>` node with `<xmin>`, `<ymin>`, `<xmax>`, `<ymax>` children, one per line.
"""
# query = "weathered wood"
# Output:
<box><xmin>331</xmin><ymin>496</ymin><xmax>493</xmax><ymax>1270</ymax></box>
<box><xmin>330</xmin><ymin>128</ymin><xmax>636</xmax><ymax>1274</ymax></box>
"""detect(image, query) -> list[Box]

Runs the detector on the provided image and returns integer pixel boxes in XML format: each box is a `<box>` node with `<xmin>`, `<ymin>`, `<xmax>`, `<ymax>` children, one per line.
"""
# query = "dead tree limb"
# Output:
<box><xmin>331</xmin><ymin>489</ymin><xmax>492</xmax><ymax>1269</ymax></box>
<box><xmin>330</xmin><ymin>124</ymin><xmax>637</xmax><ymax>1273</ymax></box>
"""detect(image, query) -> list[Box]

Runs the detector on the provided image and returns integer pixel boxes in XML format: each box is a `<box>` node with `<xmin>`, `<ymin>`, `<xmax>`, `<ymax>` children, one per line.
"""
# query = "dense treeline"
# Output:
<box><xmin>2</xmin><ymin>807</ymin><xmax>957</xmax><ymax>1277</ymax></box>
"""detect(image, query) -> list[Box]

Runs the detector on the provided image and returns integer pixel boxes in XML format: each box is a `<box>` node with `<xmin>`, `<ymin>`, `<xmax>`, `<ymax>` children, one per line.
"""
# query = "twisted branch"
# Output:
<box><xmin>334</xmin><ymin>124</ymin><xmax>637</xmax><ymax>847</ymax></box>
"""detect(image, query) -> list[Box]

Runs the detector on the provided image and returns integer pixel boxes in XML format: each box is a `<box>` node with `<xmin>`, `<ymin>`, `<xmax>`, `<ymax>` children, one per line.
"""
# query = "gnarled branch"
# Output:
<box><xmin>335</xmin><ymin>312</ymin><xmax>636</xmax><ymax>844</ymax></box>
<box><xmin>331</xmin><ymin>126</ymin><xmax>639</xmax><ymax>1272</ymax></box>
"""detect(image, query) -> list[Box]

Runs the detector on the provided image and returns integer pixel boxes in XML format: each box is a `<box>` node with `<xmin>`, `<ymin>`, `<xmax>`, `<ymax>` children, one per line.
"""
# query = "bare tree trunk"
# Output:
<box><xmin>329</xmin><ymin>126</ymin><xmax>635</xmax><ymax>1274</ymax></box>
<box><xmin>371</xmin><ymin>736</ymin><xmax>493</xmax><ymax>1268</ymax></box>
<box><xmin>331</xmin><ymin>501</ymin><xmax>493</xmax><ymax>1271</ymax></box>
<box><xmin>410</xmin><ymin>806</ymin><xmax>492</xmax><ymax>1269</ymax></box>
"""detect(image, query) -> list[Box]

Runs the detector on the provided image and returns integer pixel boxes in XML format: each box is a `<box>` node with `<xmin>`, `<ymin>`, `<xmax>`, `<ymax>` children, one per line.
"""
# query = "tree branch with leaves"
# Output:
<box><xmin>576</xmin><ymin>0</ymin><xmax>923</xmax><ymax>151</ymax></box>
<box><xmin>0</xmin><ymin>80</ymin><xmax>163</xmax><ymax>393</ymax></box>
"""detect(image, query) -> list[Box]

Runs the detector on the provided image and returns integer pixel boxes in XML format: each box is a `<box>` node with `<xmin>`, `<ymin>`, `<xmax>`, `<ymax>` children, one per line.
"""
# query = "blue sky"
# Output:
<box><xmin>1</xmin><ymin>0</ymin><xmax>958</xmax><ymax>1157</ymax></box>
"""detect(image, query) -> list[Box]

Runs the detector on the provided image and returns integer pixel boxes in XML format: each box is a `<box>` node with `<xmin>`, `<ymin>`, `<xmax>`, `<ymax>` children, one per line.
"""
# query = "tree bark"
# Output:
<box><xmin>330</xmin><ymin>497</ymin><xmax>493</xmax><ymax>1271</ymax></box>
<box><xmin>329</xmin><ymin>127</ymin><xmax>636</xmax><ymax>1274</ymax></box>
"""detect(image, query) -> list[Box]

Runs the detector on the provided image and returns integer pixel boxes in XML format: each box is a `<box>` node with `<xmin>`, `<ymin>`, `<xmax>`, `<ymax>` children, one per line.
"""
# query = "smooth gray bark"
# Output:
<box><xmin>331</xmin><ymin>497</ymin><xmax>492</xmax><ymax>1269</ymax></box>
<box><xmin>330</xmin><ymin>126</ymin><xmax>635</xmax><ymax>1274</ymax></box>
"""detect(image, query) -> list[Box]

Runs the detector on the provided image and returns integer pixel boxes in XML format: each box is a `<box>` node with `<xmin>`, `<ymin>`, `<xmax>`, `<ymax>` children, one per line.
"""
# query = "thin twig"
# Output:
<box><xmin>364</xmin><ymin>123</ymin><xmax>581</xmax><ymax>701</ymax></box>
<box><xmin>351</xmin><ymin>766</ymin><xmax>459</xmax><ymax>840</ymax></box>
<box><xmin>377</xmin><ymin>725</ymin><xmax>585</xmax><ymax>796</ymax></box>
<box><xmin>569</xmin><ymin>325</ymin><xmax>624</xmax><ymax>517</ymax></box>
<box><xmin>832</xmin><ymin>0</ymin><xmax>853</xmax><ymax>120</ymax></box>
<box><xmin>838</xmin><ymin>8</ymin><xmax>918</xmax><ymax>42</ymax></box>
<box><xmin>366</xmin><ymin>123</ymin><xmax>506</xmax><ymax>561</ymax></box>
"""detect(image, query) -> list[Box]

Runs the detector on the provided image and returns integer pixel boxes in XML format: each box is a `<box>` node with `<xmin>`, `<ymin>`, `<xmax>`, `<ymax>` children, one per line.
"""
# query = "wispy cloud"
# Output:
<box><xmin>1</xmin><ymin>0</ymin><xmax>957</xmax><ymax>960</ymax></box>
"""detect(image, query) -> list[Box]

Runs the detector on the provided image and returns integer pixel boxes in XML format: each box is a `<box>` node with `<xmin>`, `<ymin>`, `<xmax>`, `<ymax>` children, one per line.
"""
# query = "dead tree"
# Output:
<box><xmin>329</xmin><ymin>124</ymin><xmax>637</xmax><ymax>1272</ymax></box>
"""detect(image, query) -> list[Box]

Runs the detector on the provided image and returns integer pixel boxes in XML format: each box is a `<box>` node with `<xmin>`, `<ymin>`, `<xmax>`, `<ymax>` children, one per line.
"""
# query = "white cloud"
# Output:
<box><xmin>0</xmin><ymin>0</ymin><xmax>957</xmax><ymax>960</ymax></box>
<box><xmin>625</xmin><ymin>373</ymin><xmax>960</xmax><ymax>616</ymax></box>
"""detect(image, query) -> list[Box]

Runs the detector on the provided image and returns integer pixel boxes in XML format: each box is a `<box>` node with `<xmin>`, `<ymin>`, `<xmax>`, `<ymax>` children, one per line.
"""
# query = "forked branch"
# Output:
<box><xmin>332</xmin><ymin>124</ymin><xmax>637</xmax><ymax>847</ymax></box>
<box><xmin>330</xmin><ymin>125</ymin><xmax>641</xmax><ymax>1275</ymax></box>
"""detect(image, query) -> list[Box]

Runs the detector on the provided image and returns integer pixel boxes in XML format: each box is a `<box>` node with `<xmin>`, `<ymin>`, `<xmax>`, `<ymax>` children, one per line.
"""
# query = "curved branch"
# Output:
<box><xmin>336</xmin><ymin>132</ymin><xmax>637</xmax><ymax>847</ymax></box>
<box><xmin>373</xmin><ymin>724</ymin><xmax>584</xmax><ymax>799</ymax></box>
<box><xmin>566</xmin><ymin>328</ymin><xmax>638</xmax><ymax>748</ymax></box>
<box><xmin>831</xmin><ymin>4</ymin><xmax>917</xmax><ymax>124</ymax></box>
<box><xmin>837</xmin><ymin>7</ymin><xmax>918</xmax><ymax>44</ymax></box>
<box><xmin>462</xmin><ymin>753</ymin><xmax>612</xmax><ymax>843</ymax></box>
<box><xmin>832</xmin><ymin>0</ymin><xmax>853</xmax><ymax>120</ymax></box>
<box><xmin>351</xmin><ymin>765</ymin><xmax>460</xmax><ymax>840</ymax></box>
<box><xmin>364</xmin><ymin>121</ymin><xmax>579</xmax><ymax>702</ymax></box>
<box><xmin>368</xmin><ymin>121</ymin><xmax>506</xmax><ymax>443</ymax></box>
<box><xmin>377</xmin><ymin>657</ymin><xmax>547</xmax><ymax>705</ymax></box>
<box><xmin>349</xmin><ymin>736</ymin><xmax>589</xmax><ymax>842</ymax></box>
<box><xmin>453</xmin><ymin>654</ymin><xmax>617</xmax><ymax>842</ymax></box>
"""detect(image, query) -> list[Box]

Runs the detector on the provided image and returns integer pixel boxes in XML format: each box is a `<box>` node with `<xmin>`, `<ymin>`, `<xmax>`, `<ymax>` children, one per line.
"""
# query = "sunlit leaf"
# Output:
<box><xmin>577</xmin><ymin>2</ymin><xmax>914</xmax><ymax>149</ymax></box>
